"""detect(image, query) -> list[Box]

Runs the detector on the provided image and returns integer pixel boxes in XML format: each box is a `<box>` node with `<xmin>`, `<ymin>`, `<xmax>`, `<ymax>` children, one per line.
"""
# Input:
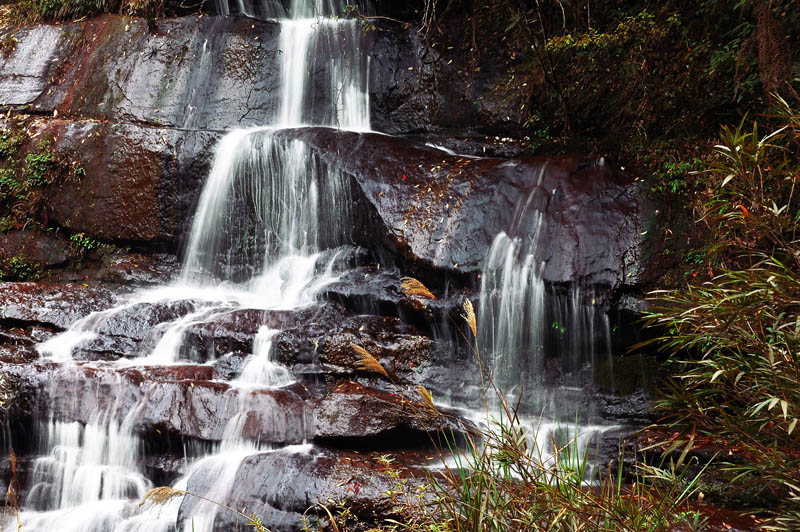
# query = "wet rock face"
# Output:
<box><xmin>272</xmin><ymin>307</ymin><xmax>437</xmax><ymax>381</ymax></box>
<box><xmin>10</xmin><ymin>16</ymin><xmax>283</xmax><ymax>130</ymax></box>
<box><xmin>28</xmin><ymin>119</ymin><xmax>221</xmax><ymax>247</ymax></box>
<box><xmin>0</xmin><ymin>231</ymin><xmax>69</xmax><ymax>271</ymax></box>
<box><xmin>312</xmin><ymin>381</ymin><xmax>468</xmax><ymax>443</ymax></box>
<box><xmin>0</xmin><ymin>17</ymin><xmax>644</xmax><ymax>286</ymax></box>
<box><xmin>0</xmin><ymin>282</ymin><xmax>115</xmax><ymax>330</ymax></box>
<box><xmin>2</xmin><ymin>14</ymin><xmax>537</xmax><ymax>138</ymax></box>
<box><xmin>276</xmin><ymin>128</ymin><xmax>642</xmax><ymax>289</ymax></box>
<box><xmin>178</xmin><ymin>446</ymin><xmax>409</xmax><ymax>531</ymax></box>
<box><xmin>93</xmin><ymin>251</ymin><xmax>180</xmax><ymax>286</ymax></box>
<box><xmin>74</xmin><ymin>299</ymin><xmax>199</xmax><ymax>360</ymax></box>
<box><xmin>6</xmin><ymin>355</ymin><xmax>466</xmax><ymax>446</ymax></box>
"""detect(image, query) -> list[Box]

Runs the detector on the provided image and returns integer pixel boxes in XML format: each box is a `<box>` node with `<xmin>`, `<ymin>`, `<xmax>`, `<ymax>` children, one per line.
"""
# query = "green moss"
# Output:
<box><xmin>0</xmin><ymin>124</ymin><xmax>85</xmax><ymax>233</ymax></box>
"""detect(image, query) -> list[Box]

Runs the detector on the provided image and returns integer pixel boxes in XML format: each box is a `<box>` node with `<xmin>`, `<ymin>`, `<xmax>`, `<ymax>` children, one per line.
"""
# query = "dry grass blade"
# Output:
<box><xmin>352</xmin><ymin>343</ymin><xmax>389</xmax><ymax>378</ymax></box>
<box><xmin>400</xmin><ymin>276</ymin><xmax>437</xmax><ymax>300</ymax></box>
<box><xmin>140</xmin><ymin>486</ymin><xmax>188</xmax><ymax>508</ymax></box>
<box><xmin>2</xmin><ymin>448</ymin><xmax>21</xmax><ymax>532</ymax></box>
<box><xmin>461</xmin><ymin>298</ymin><xmax>477</xmax><ymax>337</ymax></box>
<box><xmin>416</xmin><ymin>384</ymin><xmax>438</xmax><ymax>414</ymax></box>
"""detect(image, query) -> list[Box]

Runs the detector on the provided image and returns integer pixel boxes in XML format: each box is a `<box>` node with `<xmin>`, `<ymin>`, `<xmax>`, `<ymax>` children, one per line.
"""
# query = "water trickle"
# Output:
<box><xmin>236</xmin><ymin>326</ymin><xmax>292</xmax><ymax>387</ymax></box>
<box><xmin>180</xmin><ymin>131</ymin><xmax>354</xmax><ymax>285</ymax></box>
<box><xmin>477</xmin><ymin>175</ymin><xmax>613</xmax><ymax>420</ymax></box>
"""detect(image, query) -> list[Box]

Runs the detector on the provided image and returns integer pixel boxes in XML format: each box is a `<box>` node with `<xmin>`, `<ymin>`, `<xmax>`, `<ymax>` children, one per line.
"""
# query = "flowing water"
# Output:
<box><xmin>7</xmin><ymin>1</ymin><xmax>616</xmax><ymax>529</ymax></box>
<box><xmin>11</xmin><ymin>3</ymin><xmax>369</xmax><ymax>531</ymax></box>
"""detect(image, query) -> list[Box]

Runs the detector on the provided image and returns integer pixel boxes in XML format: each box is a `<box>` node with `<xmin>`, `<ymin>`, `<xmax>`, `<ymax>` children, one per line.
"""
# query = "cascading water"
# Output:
<box><xmin>8</xmin><ymin>2</ymin><xmax>372</xmax><ymax>531</ymax></box>
<box><xmin>476</xmin><ymin>169</ymin><xmax>615</xmax><ymax>467</ymax></box>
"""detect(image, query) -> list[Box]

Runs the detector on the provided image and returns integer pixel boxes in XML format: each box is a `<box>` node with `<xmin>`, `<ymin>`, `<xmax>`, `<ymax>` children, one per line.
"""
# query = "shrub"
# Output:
<box><xmin>640</xmin><ymin>93</ymin><xmax>800</xmax><ymax>529</ymax></box>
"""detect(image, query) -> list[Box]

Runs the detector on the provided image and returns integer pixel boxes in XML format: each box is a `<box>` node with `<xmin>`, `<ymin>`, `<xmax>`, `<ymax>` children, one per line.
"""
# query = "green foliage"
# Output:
<box><xmin>69</xmin><ymin>232</ymin><xmax>102</xmax><ymax>251</ymax></box>
<box><xmin>12</xmin><ymin>0</ymin><xmax>173</xmax><ymax>23</ymax></box>
<box><xmin>639</xmin><ymin>95</ymin><xmax>800</xmax><ymax>529</ymax></box>
<box><xmin>0</xmin><ymin>254</ymin><xmax>43</xmax><ymax>281</ymax></box>
<box><xmin>0</xmin><ymin>130</ymin><xmax>26</xmax><ymax>161</ymax></box>
<box><xmin>648</xmin><ymin>158</ymin><xmax>699</xmax><ymax>196</ymax></box>
<box><xmin>24</xmin><ymin>141</ymin><xmax>56</xmax><ymax>187</ymax></box>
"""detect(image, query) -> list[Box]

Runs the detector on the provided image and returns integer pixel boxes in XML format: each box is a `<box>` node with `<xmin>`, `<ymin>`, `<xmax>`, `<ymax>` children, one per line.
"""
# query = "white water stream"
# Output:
<box><xmin>12</xmin><ymin>2</ymin><xmax>369</xmax><ymax>531</ymax></box>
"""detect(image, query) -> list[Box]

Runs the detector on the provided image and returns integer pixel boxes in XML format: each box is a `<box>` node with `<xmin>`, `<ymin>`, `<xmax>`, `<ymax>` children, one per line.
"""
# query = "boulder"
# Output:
<box><xmin>270</xmin><ymin>304</ymin><xmax>438</xmax><ymax>381</ymax></box>
<box><xmin>0</xmin><ymin>282</ymin><xmax>115</xmax><ymax>330</ymax></box>
<box><xmin>312</xmin><ymin>380</ymin><xmax>469</xmax><ymax>443</ymax></box>
<box><xmin>94</xmin><ymin>251</ymin><xmax>180</xmax><ymax>286</ymax></box>
<box><xmin>27</xmin><ymin>119</ymin><xmax>220</xmax><ymax>246</ymax></box>
<box><xmin>275</xmin><ymin>128</ymin><xmax>643</xmax><ymax>289</ymax></box>
<box><xmin>320</xmin><ymin>265</ymin><xmax>466</xmax><ymax>332</ymax></box>
<box><xmin>0</xmin><ymin>231</ymin><xmax>69</xmax><ymax>269</ymax></box>
<box><xmin>178</xmin><ymin>445</ymin><xmax>422</xmax><ymax>531</ymax></box>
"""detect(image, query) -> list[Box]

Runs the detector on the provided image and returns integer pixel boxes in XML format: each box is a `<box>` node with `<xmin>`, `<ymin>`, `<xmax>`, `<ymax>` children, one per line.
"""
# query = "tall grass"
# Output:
<box><xmin>639</xmin><ymin>91</ymin><xmax>800</xmax><ymax>529</ymax></box>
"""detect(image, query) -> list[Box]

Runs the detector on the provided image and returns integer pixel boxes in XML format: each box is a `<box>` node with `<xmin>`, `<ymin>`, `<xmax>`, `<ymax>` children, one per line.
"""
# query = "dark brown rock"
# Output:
<box><xmin>2</xmin><ymin>14</ymin><xmax>546</xmax><ymax>138</ymax></box>
<box><xmin>0</xmin><ymin>231</ymin><xmax>69</xmax><ymax>269</ymax></box>
<box><xmin>94</xmin><ymin>250</ymin><xmax>180</xmax><ymax>285</ymax></box>
<box><xmin>275</xmin><ymin>128</ymin><xmax>643</xmax><ymax>289</ymax></box>
<box><xmin>178</xmin><ymin>445</ymin><xmax>425</xmax><ymax>531</ymax></box>
<box><xmin>312</xmin><ymin>381</ymin><xmax>467</xmax><ymax>442</ymax></box>
<box><xmin>0</xmin><ymin>282</ymin><xmax>115</xmax><ymax>330</ymax></box>
<box><xmin>27</xmin><ymin>119</ymin><xmax>220</xmax><ymax>247</ymax></box>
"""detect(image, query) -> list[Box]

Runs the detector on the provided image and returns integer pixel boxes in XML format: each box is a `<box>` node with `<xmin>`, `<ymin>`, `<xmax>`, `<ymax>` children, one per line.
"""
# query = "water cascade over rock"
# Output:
<box><xmin>0</xmin><ymin>1</ymin><xmax>649</xmax><ymax>530</ymax></box>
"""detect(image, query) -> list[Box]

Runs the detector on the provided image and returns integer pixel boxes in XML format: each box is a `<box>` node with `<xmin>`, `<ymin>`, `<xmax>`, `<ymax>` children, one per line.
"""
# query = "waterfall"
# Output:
<box><xmin>11</xmin><ymin>3</ymin><xmax>373</xmax><ymax>531</ymax></box>
<box><xmin>7</xmin><ymin>0</ymin><xmax>621</xmax><ymax>528</ymax></box>
<box><xmin>474</xmin><ymin>168</ymin><xmax>615</xmax><ymax>473</ymax></box>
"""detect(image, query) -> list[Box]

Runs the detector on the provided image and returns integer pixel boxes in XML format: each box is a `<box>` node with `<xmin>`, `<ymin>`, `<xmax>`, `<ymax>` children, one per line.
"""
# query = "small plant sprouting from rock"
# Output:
<box><xmin>0</xmin><ymin>254</ymin><xmax>43</xmax><ymax>281</ymax></box>
<box><xmin>69</xmin><ymin>232</ymin><xmax>102</xmax><ymax>251</ymax></box>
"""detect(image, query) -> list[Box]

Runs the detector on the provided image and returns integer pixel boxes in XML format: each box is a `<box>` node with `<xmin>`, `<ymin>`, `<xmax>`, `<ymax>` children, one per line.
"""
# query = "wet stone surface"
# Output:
<box><xmin>0</xmin><ymin>282</ymin><xmax>116</xmax><ymax>330</ymax></box>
